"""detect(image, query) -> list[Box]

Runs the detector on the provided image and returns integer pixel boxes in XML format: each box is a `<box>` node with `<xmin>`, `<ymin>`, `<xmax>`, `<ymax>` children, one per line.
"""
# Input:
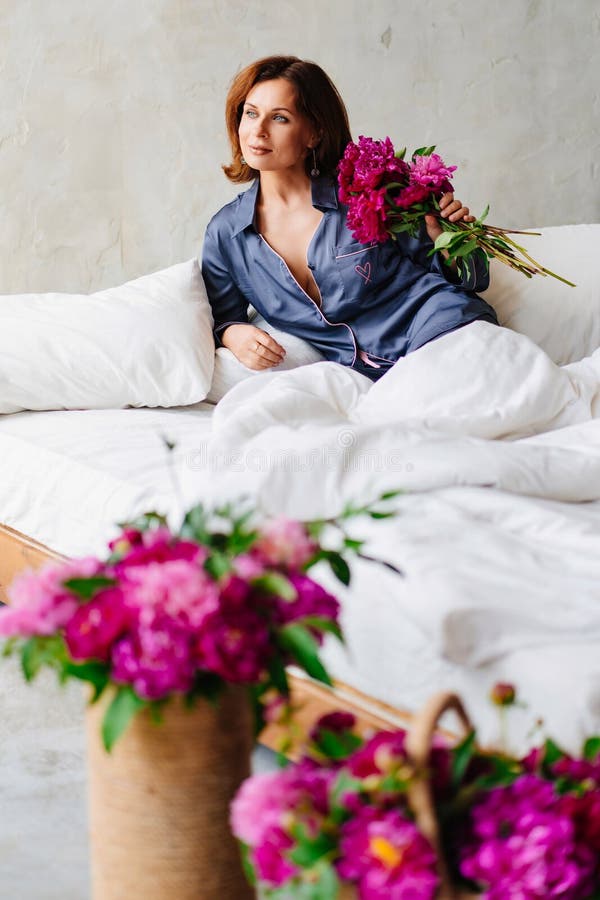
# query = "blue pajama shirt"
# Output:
<box><xmin>201</xmin><ymin>176</ymin><xmax>498</xmax><ymax>382</ymax></box>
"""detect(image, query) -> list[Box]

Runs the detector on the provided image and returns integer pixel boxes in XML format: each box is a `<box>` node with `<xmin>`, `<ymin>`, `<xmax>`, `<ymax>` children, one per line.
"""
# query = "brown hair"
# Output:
<box><xmin>222</xmin><ymin>55</ymin><xmax>352</xmax><ymax>183</ymax></box>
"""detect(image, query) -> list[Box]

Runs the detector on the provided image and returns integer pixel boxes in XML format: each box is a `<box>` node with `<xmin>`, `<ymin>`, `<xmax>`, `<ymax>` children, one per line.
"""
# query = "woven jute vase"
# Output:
<box><xmin>86</xmin><ymin>686</ymin><xmax>255</xmax><ymax>900</ymax></box>
<box><xmin>338</xmin><ymin>692</ymin><xmax>479</xmax><ymax>900</ymax></box>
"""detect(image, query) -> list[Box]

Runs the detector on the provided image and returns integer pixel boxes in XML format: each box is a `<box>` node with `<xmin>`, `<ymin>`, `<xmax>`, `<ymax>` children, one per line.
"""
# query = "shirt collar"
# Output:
<box><xmin>231</xmin><ymin>175</ymin><xmax>339</xmax><ymax>237</ymax></box>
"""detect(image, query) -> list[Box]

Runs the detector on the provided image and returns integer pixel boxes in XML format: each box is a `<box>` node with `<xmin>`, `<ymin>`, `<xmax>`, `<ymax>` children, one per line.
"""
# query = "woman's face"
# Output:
<box><xmin>238</xmin><ymin>78</ymin><xmax>318</xmax><ymax>175</ymax></box>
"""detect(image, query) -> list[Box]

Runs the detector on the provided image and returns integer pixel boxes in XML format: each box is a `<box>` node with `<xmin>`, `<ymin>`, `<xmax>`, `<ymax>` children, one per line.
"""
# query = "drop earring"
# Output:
<box><xmin>310</xmin><ymin>147</ymin><xmax>320</xmax><ymax>178</ymax></box>
<box><xmin>240</xmin><ymin>155</ymin><xmax>246</xmax><ymax>165</ymax></box>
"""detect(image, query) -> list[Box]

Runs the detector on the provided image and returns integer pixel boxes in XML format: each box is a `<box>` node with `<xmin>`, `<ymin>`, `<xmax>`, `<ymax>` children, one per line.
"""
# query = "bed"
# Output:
<box><xmin>1</xmin><ymin>224</ymin><xmax>599</xmax><ymax>753</ymax></box>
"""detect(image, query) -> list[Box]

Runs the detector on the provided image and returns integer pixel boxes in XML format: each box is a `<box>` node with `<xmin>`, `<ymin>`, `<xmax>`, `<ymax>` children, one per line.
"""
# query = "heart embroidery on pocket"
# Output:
<box><xmin>355</xmin><ymin>262</ymin><xmax>372</xmax><ymax>284</ymax></box>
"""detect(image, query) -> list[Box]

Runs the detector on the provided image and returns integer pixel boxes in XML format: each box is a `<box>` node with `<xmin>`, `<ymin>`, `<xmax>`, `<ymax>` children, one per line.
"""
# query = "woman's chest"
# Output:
<box><xmin>258</xmin><ymin>209</ymin><xmax>324</xmax><ymax>305</ymax></box>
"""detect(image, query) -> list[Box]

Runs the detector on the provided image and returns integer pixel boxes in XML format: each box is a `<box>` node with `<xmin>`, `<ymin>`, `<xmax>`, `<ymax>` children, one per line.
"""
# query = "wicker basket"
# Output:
<box><xmin>86</xmin><ymin>687</ymin><xmax>255</xmax><ymax>900</ymax></box>
<box><xmin>340</xmin><ymin>692</ymin><xmax>479</xmax><ymax>900</ymax></box>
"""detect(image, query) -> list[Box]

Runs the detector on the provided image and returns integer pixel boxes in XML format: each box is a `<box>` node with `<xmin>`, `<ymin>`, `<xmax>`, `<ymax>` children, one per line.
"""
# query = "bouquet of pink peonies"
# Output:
<box><xmin>338</xmin><ymin>136</ymin><xmax>575</xmax><ymax>288</ymax></box>
<box><xmin>231</xmin><ymin>687</ymin><xmax>600</xmax><ymax>899</ymax></box>
<box><xmin>0</xmin><ymin>497</ymin><xmax>396</xmax><ymax>750</ymax></box>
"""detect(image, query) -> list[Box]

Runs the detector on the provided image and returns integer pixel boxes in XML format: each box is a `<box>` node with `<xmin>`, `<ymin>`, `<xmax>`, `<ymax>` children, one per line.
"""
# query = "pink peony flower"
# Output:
<box><xmin>231</xmin><ymin>761</ymin><xmax>333</xmax><ymax>887</ymax></box>
<box><xmin>409</xmin><ymin>153</ymin><xmax>456</xmax><ymax>193</ymax></box>
<box><xmin>252</xmin><ymin>517</ymin><xmax>318</xmax><ymax>571</ymax></box>
<box><xmin>111</xmin><ymin>616</ymin><xmax>197</xmax><ymax>699</ymax></box>
<box><xmin>119</xmin><ymin>559</ymin><xmax>220</xmax><ymax>630</ymax></box>
<box><xmin>337</xmin><ymin>806</ymin><xmax>439</xmax><ymax>899</ymax></box>
<box><xmin>64</xmin><ymin>587</ymin><xmax>131</xmax><ymax>661</ymax></box>
<box><xmin>459</xmin><ymin>775</ymin><xmax>597</xmax><ymax>899</ymax></box>
<box><xmin>0</xmin><ymin>557</ymin><xmax>102</xmax><ymax>637</ymax></box>
<box><xmin>230</xmin><ymin>767</ymin><xmax>305</xmax><ymax>846</ymax></box>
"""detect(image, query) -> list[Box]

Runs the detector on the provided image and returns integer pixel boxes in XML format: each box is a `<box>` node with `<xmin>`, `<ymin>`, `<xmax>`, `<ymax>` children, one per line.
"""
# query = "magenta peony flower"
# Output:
<box><xmin>394</xmin><ymin>184</ymin><xmax>430</xmax><ymax>209</ymax></box>
<box><xmin>274</xmin><ymin>573</ymin><xmax>340</xmax><ymax>636</ymax></box>
<box><xmin>459</xmin><ymin>775</ymin><xmax>597</xmax><ymax>899</ymax></box>
<box><xmin>252</xmin><ymin>517</ymin><xmax>318</xmax><ymax>570</ymax></box>
<box><xmin>338</xmin><ymin>136</ymin><xmax>409</xmax><ymax>201</ymax></box>
<box><xmin>310</xmin><ymin>711</ymin><xmax>357</xmax><ymax>743</ymax></box>
<box><xmin>347</xmin><ymin>730</ymin><xmax>407</xmax><ymax>779</ymax></box>
<box><xmin>558</xmin><ymin>790</ymin><xmax>600</xmax><ymax>856</ymax></box>
<box><xmin>409</xmin><ymin>153</ymin><xmax>456</xmax><ymax>193</ymax></box>
<box><xmin>111</xmin><ymin>616</ymin><xmax>197</xmax><ymax>699</ymax></box>
<box><xmin>337</xmin><ymin>806</ymin><xmax>439</xmax><ymax>899</ymax></box>
<box><xmin>346</xmin><ymin>186</ymin><xmax>390</xmax><ymax>244</ymax></box>
<box><xmin>64</xmin><ymin>587</ymin><xmax>131</xmax><ymax>661</ymax></box>
<box><xmin>0</xmin><ymin>557</ymin><xmax>102</xmax><ymax>637</ymax></box>
<box><xmin>114</xmin><ymin>527</ymin><xmax>207</xmax><ymax>570</ymax></box>
<box><xmin>252</xmin><ymin>829</ymin><xmax>298</xmax><ymax>886</ymax></box>
<box><xmin>194</xmin><ymin>577</ymin><xmax>272</xmax><ymax>682</ymax></box>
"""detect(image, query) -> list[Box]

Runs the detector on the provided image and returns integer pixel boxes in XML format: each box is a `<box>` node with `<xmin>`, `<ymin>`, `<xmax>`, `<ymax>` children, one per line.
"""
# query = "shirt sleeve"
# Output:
<box><xmin>201</xmin><ymin>224</ymin><xmax>250</xmax><ymax>344</ymax></box>
<box><xmin>395</xmin><ymin>220</ymin><xmax>490</xmax><ymax>293</ymax></box>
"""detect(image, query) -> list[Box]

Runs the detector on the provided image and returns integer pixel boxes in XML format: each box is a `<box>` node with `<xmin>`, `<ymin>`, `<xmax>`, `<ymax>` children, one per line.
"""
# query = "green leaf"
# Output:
<box><xmin>379</xmin><ymin>489</ymin><xmax>403</xmax><ymax>500</ymax></box>
<box><xmin>451</xmin><ymin>729</ymin><xmax>477</xmax><ymax>787</ymax></box>
<box><xmin>542</xmin><ymin>737</ymin><xmax>566</xmax><ymax>767</ymax></box>
<box><xmin>433</xmin><ymin>231</ymin><xmax>456</xmax><ymax>251</ymax></box>
<box><xmin>117</xmin><ymin>510</ymin><xmax>168</xmax><ymax>533</ymax></box>
<box><xmin>343</xmin><ymin>537</ymin><xmax>364</xmax><ymax>552</ymax></box>
<box><xmin>180</xmin><ymin>503</ymin><xmax>210</xmax><ymax>544</ymax></box>
<box><xmin>314</xmin><ymin>728</ymin><xmax>362</xmax><ymax>760</ymax></box>
<box><xmin>301</xmin><ymin>616</ymin><xmax>344</xmax><ymax>642</ymax></box>
<box><xmin>203</xmin><ymin>551</ymin><xmax>232</xmax><ymax>580</ymax></box>
<box><xmin>253</xmin><ymin>572</ymin><xmax>297</xmax><ymax>601</ymax></box>
<box><xmin>451</xmin><ymin>238</ymin><xmax>479</xmax><ymax>258</ymax></box>
<box><xmin>369</xmin><ymin>510</ymin><xmax>395</xmax><ymax>519</ymax></box>
<box><xmin>330</xmin><ymin>769</ymin><xmax>363</xmax><ymax>822</ymax></box>
<box><xmin>471</xmin><ymin>754</ymin><xmax>522</xmax><ymax>790</ymax></box>
<box><xmin>63</xmin><ymin>576</ymin><xmax>115</xmax><ymax>600</ymax></box>
<box><xmin>63</xmin><ymin>661</ymin><xmax>110</xmax><ymax>702</ymax></box>
<box><xmin>1</xmin><ymin>636</ymin><xmax>19</xmax><ymax>658</ymax></box>
<box><xmin>583</xmin><ymin>736</ymin><xmax>600</xmax><ymax>761</ymax></box>
<box><xmin>101</xmin><ymin>686</ymin><xmax>147</xmax><ymax>752</ymax></box>
<box><xmin>475</xmin><ymin>204</ymin><xmax>490</xmax><ymax>226</ymax></box>
<box><xmin>412</xmin><ymin>145</ymin><xmax>436</xmax><ymax>157</ymax></box>
<box><xmin>266</xmin><ymin>652</ymin><xmax>290</xmax><ymax>696</ymax></box>
<box><xmin>238</xmin><ymin>842</ymin><xmax>257</xmax><ymax>888</ymax></box>
<box><xmin>326</xmin><ymin>552</ymin><xmax>351</xmax><ymax>587</ymax></box>
<box><xmin>394</xmin><ymin>147</ymin><xmax>407</xmax><ymax>160</ymax></box>
<box><xmin>289</xmin><ymin>832</ymin><xmax>337</xmax><ymax>868</ymax></box>
<box><xmin>278</xmin><ymin>623</ymin><xmax>332</xmax><ymax>686</ymax></box>
<box><xmin>20</xmin><ymin>635</ymin><xmax>67</xmax><ymax>682</ymax></box>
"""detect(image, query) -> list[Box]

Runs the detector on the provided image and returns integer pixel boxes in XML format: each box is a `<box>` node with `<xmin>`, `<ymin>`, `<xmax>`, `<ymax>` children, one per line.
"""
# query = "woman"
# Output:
<box><xmin>202</xmin><ymin>56</ymin><xmax>497</xmax><ymax>381</ymax></box>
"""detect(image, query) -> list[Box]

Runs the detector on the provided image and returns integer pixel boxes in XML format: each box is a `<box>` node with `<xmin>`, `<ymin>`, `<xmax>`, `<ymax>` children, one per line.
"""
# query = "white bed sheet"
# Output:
<box><xmin>1</xmin><ymin>390</ymin><xmax>599</xmax><ymax>752</ymax></box>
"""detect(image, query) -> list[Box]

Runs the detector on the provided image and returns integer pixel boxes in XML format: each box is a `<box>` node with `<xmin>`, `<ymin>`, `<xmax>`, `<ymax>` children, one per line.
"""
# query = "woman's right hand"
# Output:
<box><xmin>220</xmin><ymin>323</ymin><xmax>286</xmax><ymax>370</ymax></box>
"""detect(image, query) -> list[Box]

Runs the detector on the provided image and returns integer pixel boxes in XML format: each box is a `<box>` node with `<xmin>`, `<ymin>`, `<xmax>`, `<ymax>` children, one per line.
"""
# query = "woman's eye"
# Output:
<box><xmin>244</xmin><ymin>109</ymin><xmax>257</xmax><ymax>118</ymax></box>
<box><xmin>273</xmin><ymin>115</ymin><xmax>288</xmax><ymax>122</ymax></box>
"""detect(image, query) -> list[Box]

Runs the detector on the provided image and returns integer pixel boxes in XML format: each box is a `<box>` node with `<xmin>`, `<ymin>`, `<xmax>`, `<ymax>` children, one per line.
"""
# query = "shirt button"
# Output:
<box><xmin>307</xmin><ymin>263</ymin><xmax>315</xmax><ymax>270</ymax></box>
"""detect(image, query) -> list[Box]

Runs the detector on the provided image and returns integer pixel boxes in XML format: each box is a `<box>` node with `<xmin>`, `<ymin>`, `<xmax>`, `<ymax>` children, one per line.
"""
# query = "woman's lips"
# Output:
<box><xmin>248</xmin><ymin>146</ymin><xmax>271</xmax><ymax>155</ymax></box>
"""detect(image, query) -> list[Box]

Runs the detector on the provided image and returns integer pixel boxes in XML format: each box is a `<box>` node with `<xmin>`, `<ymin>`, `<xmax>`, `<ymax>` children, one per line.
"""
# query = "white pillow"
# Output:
<box><xmin>206</xmin><ymin>313</ymin><xmax>325</xmax><ymax>404</ymax></box>
<box><xmin>0</xmin><ymin>259</ymin><xmax>214</xmax><ymax>413</ymax></box>
<box><xmin>482</xmin><ymin>224</ymin><xmax>600</xmax><ymax>365</ymax></box>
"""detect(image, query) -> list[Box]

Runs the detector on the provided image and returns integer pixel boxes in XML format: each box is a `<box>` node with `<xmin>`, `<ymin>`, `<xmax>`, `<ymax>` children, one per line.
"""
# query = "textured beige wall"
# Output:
<box><xmin>1</xmin><ymin>0</ymin><xmax>598</xmax><ymax>292</ymax></box>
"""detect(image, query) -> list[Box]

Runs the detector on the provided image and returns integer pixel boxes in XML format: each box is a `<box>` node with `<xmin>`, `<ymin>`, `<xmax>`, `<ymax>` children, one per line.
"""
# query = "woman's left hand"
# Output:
<box><xmin>424</xmin><ymin>193</ymin><xmax>476</xmax><ymax>244</ymax></box>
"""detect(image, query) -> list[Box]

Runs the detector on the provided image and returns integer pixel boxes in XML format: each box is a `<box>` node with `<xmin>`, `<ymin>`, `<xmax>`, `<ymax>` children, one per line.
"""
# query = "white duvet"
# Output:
<box><xmin>205</xmin><ymin>322</ymin><xmax>600</xmax><ymax>679</ymax></box>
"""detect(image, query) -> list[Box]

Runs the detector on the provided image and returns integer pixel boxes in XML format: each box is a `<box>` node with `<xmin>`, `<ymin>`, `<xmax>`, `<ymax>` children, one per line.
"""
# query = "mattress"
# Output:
<box><xmin>1</xmin><ymin>403</ymin><xmax>599</xmax><ymax>752</ymax></box>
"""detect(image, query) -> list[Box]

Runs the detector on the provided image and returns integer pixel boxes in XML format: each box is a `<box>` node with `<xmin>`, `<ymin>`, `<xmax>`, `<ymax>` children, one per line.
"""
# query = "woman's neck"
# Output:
<box><xmin>257</xmin><ymin>169</ymin><xmax>313</xmax><ymax>211</ymax></box>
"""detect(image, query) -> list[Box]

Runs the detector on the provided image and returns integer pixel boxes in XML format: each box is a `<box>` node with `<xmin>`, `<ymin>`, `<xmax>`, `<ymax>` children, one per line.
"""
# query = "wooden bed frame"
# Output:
<box><xmin>0</xmin><ymin>523</ymin><xmax>414</xmax><ymax>755</ymax></box>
